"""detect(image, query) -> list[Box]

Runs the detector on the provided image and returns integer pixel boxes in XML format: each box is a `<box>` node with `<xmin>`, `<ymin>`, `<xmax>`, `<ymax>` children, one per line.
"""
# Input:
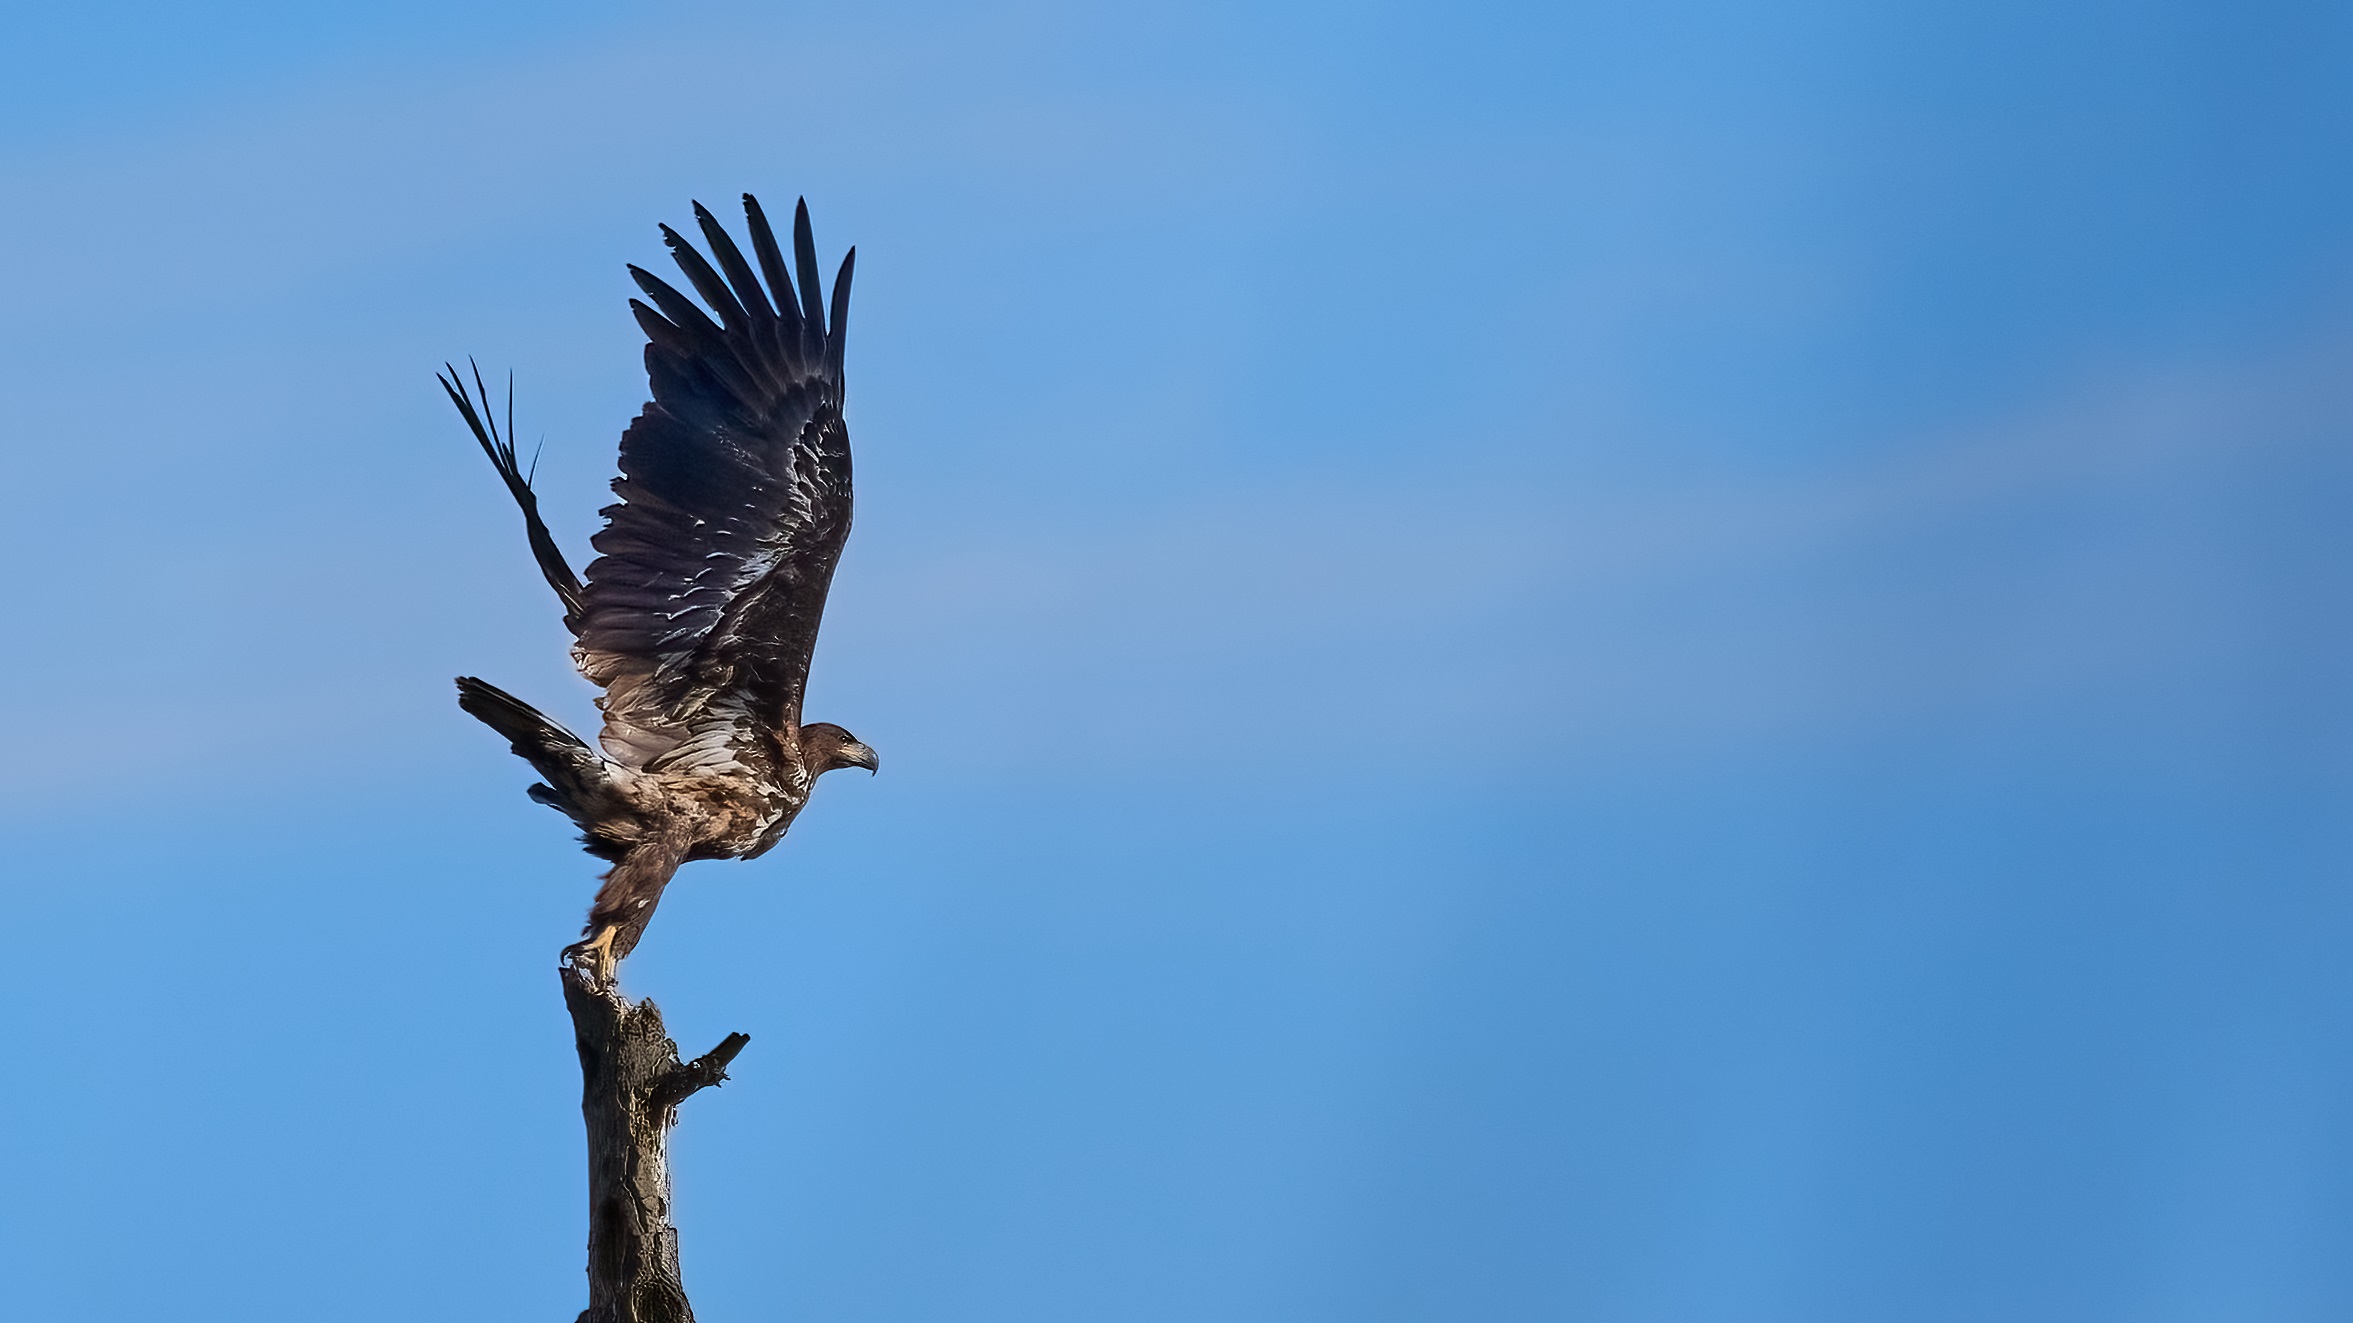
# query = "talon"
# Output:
<box><xmin>567</xmin><ymin>925</ymin><xmax>622</xmax><ymax>984</ymax></box>
<box><xmin>588</xmin><ymin>925</ymin><xmax>620</xmax><ymax>982</ymax></box>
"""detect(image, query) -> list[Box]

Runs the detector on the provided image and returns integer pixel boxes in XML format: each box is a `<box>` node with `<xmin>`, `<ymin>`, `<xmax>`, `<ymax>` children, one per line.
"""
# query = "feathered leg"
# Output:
<box><xmin>572</xmin><ymin>820</ymin><xmax>698</xmax><ymax>981</ymax></box>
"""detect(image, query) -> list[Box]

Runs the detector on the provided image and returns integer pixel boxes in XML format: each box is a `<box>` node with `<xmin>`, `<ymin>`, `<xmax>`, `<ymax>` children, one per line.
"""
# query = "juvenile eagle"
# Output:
<box><xmin>445</xmin><ymin>194</ymin><xmax>876</xmax><ymax>978</ymax></box>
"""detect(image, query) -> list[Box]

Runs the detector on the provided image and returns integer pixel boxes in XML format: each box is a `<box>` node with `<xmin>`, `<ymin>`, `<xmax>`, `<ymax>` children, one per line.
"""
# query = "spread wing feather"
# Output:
<box><xmin>440</xmin><ymin>361</ymin><xmax>586</xmax><ymax>634</ymax></box>
<box><xmin>577</xmin><ymin>195</ymin><xmax>855</xmax><ymax>770</ymax></box>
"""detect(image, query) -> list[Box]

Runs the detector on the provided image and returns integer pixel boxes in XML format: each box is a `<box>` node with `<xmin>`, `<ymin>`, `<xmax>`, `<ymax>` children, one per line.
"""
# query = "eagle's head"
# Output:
<box><xmin>799</xmin><ymin>722</ymin><xmax>881</xmax><ymax>777</ymax></box>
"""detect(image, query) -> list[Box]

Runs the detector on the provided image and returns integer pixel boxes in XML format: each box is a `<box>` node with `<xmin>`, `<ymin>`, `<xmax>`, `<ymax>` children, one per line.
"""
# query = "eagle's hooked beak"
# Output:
<box><xmin>839</xmin><ymin>742</ymin><xmax>881</xmax><ymax>775</ymax></box>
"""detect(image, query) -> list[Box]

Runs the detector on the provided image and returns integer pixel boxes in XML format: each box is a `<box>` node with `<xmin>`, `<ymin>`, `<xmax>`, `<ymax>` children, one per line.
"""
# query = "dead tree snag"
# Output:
<box><xmin>561</xmin><ymin>949</ymin><xmax>749</xmax><ymax>1323</ymax></box>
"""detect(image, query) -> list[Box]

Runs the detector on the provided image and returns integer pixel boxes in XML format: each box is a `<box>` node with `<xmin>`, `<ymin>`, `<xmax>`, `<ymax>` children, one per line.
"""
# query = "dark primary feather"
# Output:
<box><xmin>791</xmin><ymin>202</ymin><xmax>826</xmax><ymax>345</ymax></box>
<box><xmin>578</xmin><ymin>194</ymin><xmax>857</xmax><ymax>769</ymax></box>
<box><xmin>693</xmin><ymin>203</ymin><xmax>774</xmax><ymax>323</ymax></box>
<box><xmin>440</xmin><ymin>361</ymin><xmax>586</xmax><ymax>633</ymax></box>
<box><xmin>745</xmin><ymin>196</ymin><xmax>801</xmax><ymax>339</ymax></box>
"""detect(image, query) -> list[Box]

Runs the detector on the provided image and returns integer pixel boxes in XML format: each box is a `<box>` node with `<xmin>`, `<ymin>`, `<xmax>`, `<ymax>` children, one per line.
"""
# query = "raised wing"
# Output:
<box><xmin>578</xmin><ymin>195</ymin><xmax>855</xmax><ymax>770</ymax></box>
<box><xmin>440</xmin><ymin>360</ymin><xmax>586</xmax><ymax>635</ymax></box>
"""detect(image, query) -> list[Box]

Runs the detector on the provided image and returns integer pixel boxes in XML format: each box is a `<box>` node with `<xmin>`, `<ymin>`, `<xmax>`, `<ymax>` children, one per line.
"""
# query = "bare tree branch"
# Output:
<box><xmin>561</xmin><ymin>954</ymin><xmax>746</xmax><ymax>1322</ymax></box>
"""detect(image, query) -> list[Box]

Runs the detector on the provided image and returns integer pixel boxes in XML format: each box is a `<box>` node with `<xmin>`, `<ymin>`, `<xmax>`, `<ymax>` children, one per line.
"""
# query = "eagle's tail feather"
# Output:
<box><xmin>438</xmin><ymin>361</ymin><xmax>586</xmax><ymax>635</ymax></box>
<box><xmin>455</xmin><ymin>676</ymin><xmax>609</xmax><ymax>821</ymax></box>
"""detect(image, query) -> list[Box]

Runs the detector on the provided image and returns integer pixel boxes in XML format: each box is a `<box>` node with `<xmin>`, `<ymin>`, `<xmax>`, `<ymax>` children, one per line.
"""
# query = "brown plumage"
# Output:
<box><xmin>444</xmin><ymin>195</ymin><xmax>876</xmax><ymax>976</ymax></box>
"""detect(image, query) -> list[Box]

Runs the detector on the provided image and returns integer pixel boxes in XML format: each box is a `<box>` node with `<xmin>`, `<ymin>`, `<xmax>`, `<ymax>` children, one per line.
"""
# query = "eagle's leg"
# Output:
<box><xmin>577</xmin><ymin>924</ymin><xmax>621</xmax><ymax>983</ymax></box>
<box><xmin>573</xmin><ymin>823</ymin><xmax>694</xmax><ymax>982</ymax></box>
<box><xmin>560</xmin><ymin>924</ymin><xmax>622</xmax><ymax>985</ymax></box>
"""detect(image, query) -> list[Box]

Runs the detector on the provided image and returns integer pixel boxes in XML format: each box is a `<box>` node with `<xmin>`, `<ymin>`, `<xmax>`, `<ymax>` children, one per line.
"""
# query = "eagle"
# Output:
<box><xmin>444</xmin><ymin>194</ymin><xmax>876</xmax><ymax>979</ymax></box>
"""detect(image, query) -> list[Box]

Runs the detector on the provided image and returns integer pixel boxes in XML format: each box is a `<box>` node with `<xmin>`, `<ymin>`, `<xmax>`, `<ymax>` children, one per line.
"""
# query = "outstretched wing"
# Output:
<box><xmin>577</xmin><ymin>195</ymin><xmax>856</xmax><ymax>770</ymax></box>
<box><xmin>440</xmin><ymin>360</ymin><xmax>586</xmax><ymax>635</ymax></box>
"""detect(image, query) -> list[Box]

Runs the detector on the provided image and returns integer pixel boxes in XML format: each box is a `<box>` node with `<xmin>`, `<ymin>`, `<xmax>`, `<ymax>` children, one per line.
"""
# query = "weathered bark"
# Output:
<box><xmin>561</xmin><ymin>949</ymin><xmax>749</xmax><ymax>1323</ymax></box>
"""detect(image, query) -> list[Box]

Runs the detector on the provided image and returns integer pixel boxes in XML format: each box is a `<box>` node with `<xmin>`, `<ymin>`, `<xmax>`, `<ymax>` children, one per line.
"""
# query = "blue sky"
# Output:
<box><xmin>3</xmin><ymin>2</ymin><xmax>2350</xmax><ymax>1319</ymax></box>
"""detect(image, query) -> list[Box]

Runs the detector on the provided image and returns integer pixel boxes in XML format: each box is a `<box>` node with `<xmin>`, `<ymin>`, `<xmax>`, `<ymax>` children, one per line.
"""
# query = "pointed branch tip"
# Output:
<box><xmin>651</xmin><ymin>1032</ymin><xmax>751</xmax><ymax>1112</ymax></box>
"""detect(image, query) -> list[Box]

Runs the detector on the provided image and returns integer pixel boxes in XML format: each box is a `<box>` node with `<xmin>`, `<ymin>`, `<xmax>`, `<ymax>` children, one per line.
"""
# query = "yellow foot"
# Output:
<box><xmin>567</xmin><ymin>925</ymin><xmax>622</xmax><ymax>984</ymax></box>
